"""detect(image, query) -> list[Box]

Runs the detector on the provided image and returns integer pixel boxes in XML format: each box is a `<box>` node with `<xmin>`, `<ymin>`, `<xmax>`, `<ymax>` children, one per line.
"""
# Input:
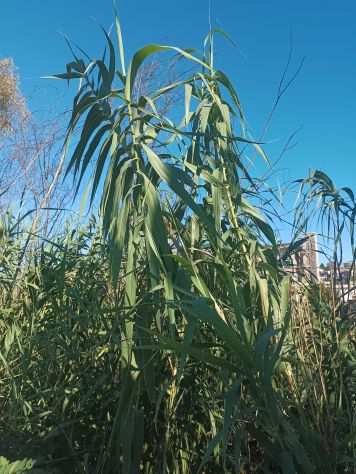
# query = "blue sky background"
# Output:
<box><xmin>1</xmin><ymin>0</ymin><xmax>355</xmax><ymax>184</ymax></box>
<box><xmin>1</xmin><ymin>0</ymin><xmax>356</xmax><ymax>249</ymax></box>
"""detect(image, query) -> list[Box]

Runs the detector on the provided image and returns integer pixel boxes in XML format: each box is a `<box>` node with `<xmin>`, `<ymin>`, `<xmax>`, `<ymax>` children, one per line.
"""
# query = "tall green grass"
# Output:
<box><xmin>0</xmin><ymin>19</ymin><xmax>355</xmax><ymax>473</ymax></box>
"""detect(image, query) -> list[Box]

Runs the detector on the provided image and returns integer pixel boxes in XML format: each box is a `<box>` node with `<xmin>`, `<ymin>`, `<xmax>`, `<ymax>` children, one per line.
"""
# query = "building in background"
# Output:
<box><xmin>319</xmin><ymin>261</ymin><xmax>356</xmax><ymax>301</ymax></box>
<box><xmin>279</xmin><ymin>233</ymin><xmax>356</xmax><ymax>312</ymax></box>
<box><xmin>279</xmin><ymin>233</ymin><xmax>319</xmax><ymax>282</ymax></box>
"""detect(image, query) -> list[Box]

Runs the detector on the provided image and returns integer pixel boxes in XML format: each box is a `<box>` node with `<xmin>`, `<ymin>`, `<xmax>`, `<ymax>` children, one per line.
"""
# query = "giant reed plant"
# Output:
<box><xmin>52</xmin><ymin>21</ymin><xmax>298</xmax><ymax>472</ymax></box>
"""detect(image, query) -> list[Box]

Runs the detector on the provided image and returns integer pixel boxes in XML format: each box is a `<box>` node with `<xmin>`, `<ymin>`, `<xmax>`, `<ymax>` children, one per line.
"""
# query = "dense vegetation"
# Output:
<box><xmin>0</xmin><ymin>20</ymin><xmax>355</xmax><ymax>473</ymax></box>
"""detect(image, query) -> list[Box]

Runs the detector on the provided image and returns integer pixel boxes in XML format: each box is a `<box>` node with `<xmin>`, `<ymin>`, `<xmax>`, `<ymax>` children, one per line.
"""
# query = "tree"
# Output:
<box><xmin>0</xmin><ymin>58</ymin><xmax>71</xmax><ymax>238</ymax></box>
<box><xmin>0</xmin><ymin>58</ymin><xmax>28</xmax><ymax>135</ymax></box>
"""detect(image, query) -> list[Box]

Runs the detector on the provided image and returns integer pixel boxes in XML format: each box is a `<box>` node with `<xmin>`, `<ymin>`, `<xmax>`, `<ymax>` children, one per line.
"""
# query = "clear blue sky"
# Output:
<box><xmin>1</xmin><ymin>0</ymin><xmax>356</xmax><ymax>191</ymax></box>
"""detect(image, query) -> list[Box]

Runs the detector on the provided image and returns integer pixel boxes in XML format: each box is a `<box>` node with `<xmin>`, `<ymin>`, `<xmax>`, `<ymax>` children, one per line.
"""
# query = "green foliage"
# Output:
<box><xmin>0</xmin><ymin>457</ymin><xmax>54</xmax><ymax>474</ymax></box>
<box><xmin>0</xmin><ymin>457</ymin><xmax>34</xmax><ymax>474</ymax></box>
<box><xmin>0</xmin><ymin>18</ymin><xmax>355</xmax><ymax>474</ymax></box>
